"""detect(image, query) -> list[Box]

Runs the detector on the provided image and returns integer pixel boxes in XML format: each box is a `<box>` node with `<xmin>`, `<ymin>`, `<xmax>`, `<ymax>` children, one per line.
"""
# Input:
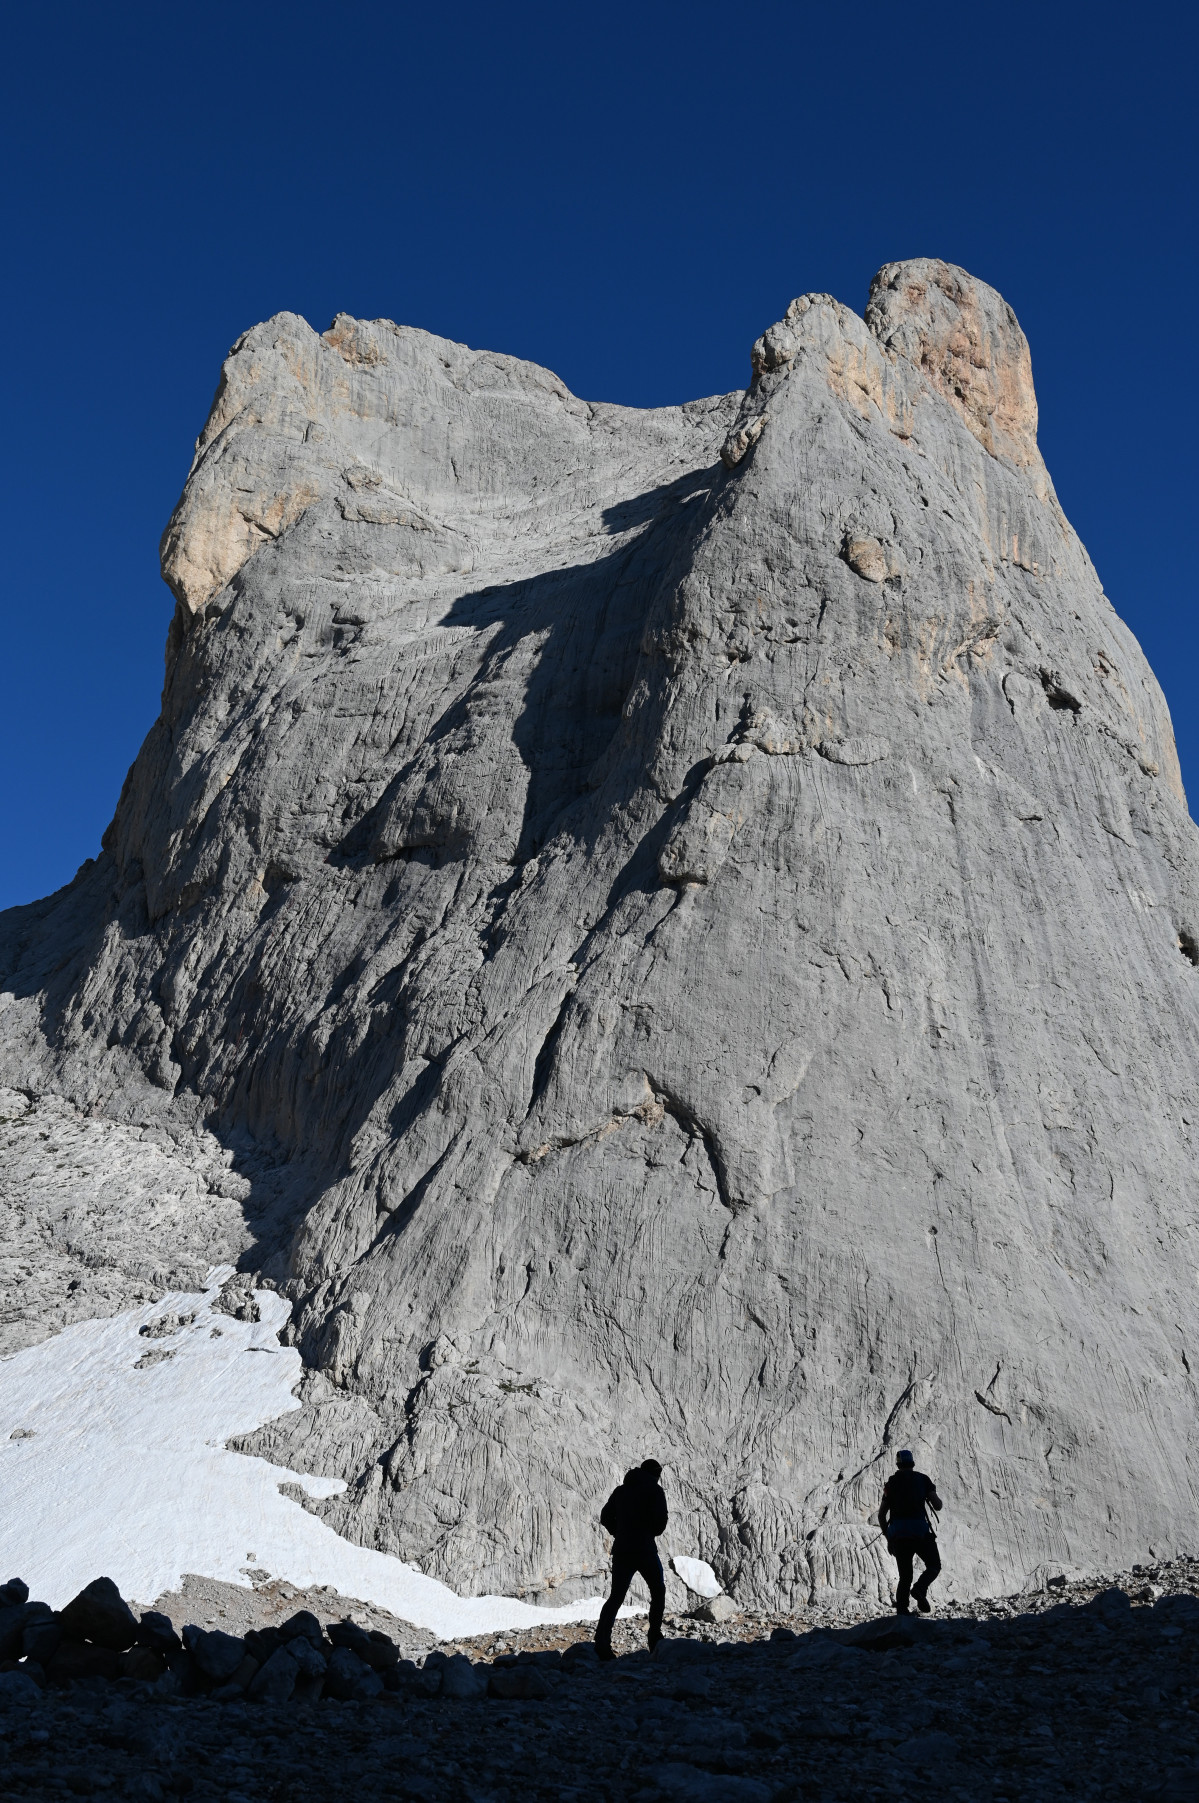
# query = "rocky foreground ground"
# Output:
<box><xmin>0</xmin><ymin>1559</ymin><xmax>1196</xmax><ymax>1800</ymax></box>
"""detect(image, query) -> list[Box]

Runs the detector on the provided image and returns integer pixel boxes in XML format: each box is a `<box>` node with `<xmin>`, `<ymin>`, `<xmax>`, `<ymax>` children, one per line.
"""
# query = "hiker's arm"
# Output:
<box><xmin>653</xmin><ymin>1491</ymin><xmax>668</xmax><ymax>1535</ymax></box>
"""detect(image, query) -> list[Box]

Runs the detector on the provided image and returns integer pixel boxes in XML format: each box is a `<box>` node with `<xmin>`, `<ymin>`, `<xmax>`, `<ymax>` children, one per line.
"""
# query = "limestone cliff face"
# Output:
<box><xmin>4</xmin><ymin>261</ymin><xmax>1199</xmax><ymax>1611</ymax></box>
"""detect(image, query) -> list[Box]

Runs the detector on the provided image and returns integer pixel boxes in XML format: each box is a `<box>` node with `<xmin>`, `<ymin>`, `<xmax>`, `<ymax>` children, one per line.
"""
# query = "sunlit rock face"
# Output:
<box><xmin>4</xmin><ymin>258</ymin><xmax>1199</xmax><ymax>1613</ymax></box>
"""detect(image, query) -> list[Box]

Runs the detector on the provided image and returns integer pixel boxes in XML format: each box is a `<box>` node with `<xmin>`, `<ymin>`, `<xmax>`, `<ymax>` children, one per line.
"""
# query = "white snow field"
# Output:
<box><xmin>670</xmin><ymin>1556</ymin><xmax>721</xmax><ymax>1599</ymax></box>
<box><xmin>0</xmin><ymin>1271</ymin><xmax>615</xmax><ymax>1638</ymax></box>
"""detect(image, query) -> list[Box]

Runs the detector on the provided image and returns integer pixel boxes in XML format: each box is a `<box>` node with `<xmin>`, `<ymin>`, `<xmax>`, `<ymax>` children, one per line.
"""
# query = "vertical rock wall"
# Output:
<box><xmin>3</xmin><ymin>261</ymin><xmax>1197</xmax><ymax>1609</ymax></box>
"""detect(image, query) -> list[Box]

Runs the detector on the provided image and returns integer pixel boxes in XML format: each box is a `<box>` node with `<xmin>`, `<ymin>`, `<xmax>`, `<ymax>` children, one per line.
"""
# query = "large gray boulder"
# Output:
<box><xmin>3</xmin><ymin>260</ymin><xmax>1198</xmax><ymax>1611</ymax></box>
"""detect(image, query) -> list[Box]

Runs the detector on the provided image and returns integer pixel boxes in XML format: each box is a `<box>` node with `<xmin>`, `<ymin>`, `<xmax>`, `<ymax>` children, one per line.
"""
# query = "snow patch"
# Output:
<box><xmin>0</xmin><ymin>1271</ymin><xmax>615</xmax><ymax>1639</ymax></box>
<box><xmin>671</xmin><ymin>1555</ymin><xmax>722</xmax><ymax>1599</ymax></box>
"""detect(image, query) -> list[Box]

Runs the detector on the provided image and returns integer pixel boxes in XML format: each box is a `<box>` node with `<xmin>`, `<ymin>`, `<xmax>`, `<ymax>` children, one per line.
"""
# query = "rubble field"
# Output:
<box><xmin>1</xmin><ymin>1558</ymin><xmax>1195</xmax><ymax>1799</ymax></box>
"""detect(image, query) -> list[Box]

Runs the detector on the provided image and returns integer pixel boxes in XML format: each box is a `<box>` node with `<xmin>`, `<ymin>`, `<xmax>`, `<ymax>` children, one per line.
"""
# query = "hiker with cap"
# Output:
<box><xmin>879</xmin><ymin>1449</ymin><xmax>942</xmax><ymax>1614</ymax></box>
<box><xmin>594</xmin><ymin>1458</ymin><xmax>668</xmax><ymax>1659</ymax></box>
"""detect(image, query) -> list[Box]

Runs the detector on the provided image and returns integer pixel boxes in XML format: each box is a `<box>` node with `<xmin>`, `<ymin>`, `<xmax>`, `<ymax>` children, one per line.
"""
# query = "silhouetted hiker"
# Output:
<box><xmin>594</xmin><ymin>1458</ymin><xmax>668</xmax><ymax>1659</ymax></box>
<box><xmin>879</xmin><ymin>1448</ymin><xmax>942</xmax><ymax>1614</ymax></box>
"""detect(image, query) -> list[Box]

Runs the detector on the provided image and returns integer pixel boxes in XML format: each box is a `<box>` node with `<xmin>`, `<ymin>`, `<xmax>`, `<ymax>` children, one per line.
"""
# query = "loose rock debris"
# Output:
<box><xmin>0</xmin><ymin>1559</ymin><xmax>1196</xmax><ymax>1798</ymax></box>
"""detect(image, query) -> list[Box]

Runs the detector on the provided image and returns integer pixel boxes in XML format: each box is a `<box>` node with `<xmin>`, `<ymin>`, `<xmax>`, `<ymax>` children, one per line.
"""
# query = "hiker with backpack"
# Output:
<box><xmin>594</xmin><ymin>1458</ymin><xmax>668</xmax><ymax>1660</ymax></box>
<box><xmin>879</xmin><ymin>1448</ymin><xmax>943</xmax><ymax>1614</ymax></box>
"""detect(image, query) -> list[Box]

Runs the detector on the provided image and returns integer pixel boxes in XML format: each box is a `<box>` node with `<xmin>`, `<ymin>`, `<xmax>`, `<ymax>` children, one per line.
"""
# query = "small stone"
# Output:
<box><xmin>842</xmin><ymin>534</ymin><xmax>890</xmax><ymax>582</ymax></box>
<box><xmin>138</xmin><ymin>1312</ymin><xmax>194</xmax><ymax>1340</ymax></box>
<box><xmin>58</xmin><ymin>1577</ymin><xmax>139</xmax><ymax>1651</ymax></box>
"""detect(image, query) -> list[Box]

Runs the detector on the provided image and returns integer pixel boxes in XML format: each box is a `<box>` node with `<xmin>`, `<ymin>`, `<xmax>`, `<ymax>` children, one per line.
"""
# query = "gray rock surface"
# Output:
<box><xmin>3</xmin><ymin>258</ymin><xmax>1199</xmax><ymax>1612</ymax></box>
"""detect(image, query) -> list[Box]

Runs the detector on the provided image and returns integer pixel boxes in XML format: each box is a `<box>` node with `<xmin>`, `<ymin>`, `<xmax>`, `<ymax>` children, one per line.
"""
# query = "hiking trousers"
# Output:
<box><xmin>595</xmin><ymin>1546</ymin><xmax>666</xmax><ymax>1651</ymax></box>
<box><xmin>889</xmin><ymin>1534</ymin><xmax>941</xmax><ymax>1611</ymax></box>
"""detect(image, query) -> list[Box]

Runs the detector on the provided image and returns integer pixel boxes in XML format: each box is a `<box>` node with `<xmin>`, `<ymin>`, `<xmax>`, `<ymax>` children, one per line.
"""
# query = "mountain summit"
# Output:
<box><xmin>4</xmin><ymin>259</ymin><xmax>1198</xmax><ymax>1610</ymax></box>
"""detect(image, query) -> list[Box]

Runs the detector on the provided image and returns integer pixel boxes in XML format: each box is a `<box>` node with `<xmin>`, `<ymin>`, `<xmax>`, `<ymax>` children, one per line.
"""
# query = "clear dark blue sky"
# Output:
<box><xmin>2</xmin><ymin>0</ymin><xmax>1195</xmax><ymax>910</ymax></box>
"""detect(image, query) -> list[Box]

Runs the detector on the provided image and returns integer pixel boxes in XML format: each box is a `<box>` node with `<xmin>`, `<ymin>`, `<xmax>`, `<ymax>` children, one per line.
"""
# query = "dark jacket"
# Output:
<box><xmin>600</xmin><ymin>1468</ymin><xmax>669</xmax><ymax>1549</ymax></box>
<box><xmin>879</xmin><ymin>1469</ymin><xmax>942</xmax><ymax>1540</ymax></box>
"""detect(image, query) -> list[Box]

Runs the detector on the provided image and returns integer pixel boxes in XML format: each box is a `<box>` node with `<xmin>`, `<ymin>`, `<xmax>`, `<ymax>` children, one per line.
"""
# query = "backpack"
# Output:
<box><xmin>600</xmin><ymin>1479</ymin><xmax>633</xmax><ymax>1538</ymax></box>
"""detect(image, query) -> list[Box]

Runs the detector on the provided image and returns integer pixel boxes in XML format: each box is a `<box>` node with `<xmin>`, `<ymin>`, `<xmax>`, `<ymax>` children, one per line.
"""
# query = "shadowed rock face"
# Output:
<box><xmin>3</xmin><ymin>260</ymin><xmax>1199</xmax><ymax>1613</ymax></box>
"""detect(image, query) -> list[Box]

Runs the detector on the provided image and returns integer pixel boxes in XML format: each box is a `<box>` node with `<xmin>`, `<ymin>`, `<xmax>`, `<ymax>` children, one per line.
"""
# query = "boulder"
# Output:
<box><xmin>438</xmin><ymin>1654</ymin><xmax>486</xmax><ymax>1699</ymax></box>
<box><xmin>46</xmin><ymin>1639</ymin><xmax>122</xmax><ymax>1683</ymax></box>
<box><xmin>57</xmin><ymin>1578</ymin><xmax>138</xmax><ymax>1651</ymax></box>
<box><xmin>119</xmin><ymin>1646</ymin><xmax>165</xmax><ymax>1683</ymax></box>
<box><xmin>279</xmin><ymin>1610</ymin><xmax>325</xmax><ymax>1646</ymax></box>
<box><xmin>366</xmin><ymin>1630</ymin><xmax>399</xmax><ymax>1669</ymax></box>
<box><xmin>0</xmin><ymin>1606</ymin><xmax>26</xmax><ymax>1661</ymax></box>
<box><xmin>287</xmin><ymin>1636</ymin><xmax>326</xmax><ymax>1678</ymax></box>
<box><xmin>323</xmin><ymin>1645</ymin><xmax>383</xmax><ymax>1701</ymax></box>
<box><xmin>651</xmin><ymin>1639</ymin><xmax>710</xmax><ymax>1664</ymax></box>
<box><xmin>0</xmin><ymin>1669</ymin><xmax>41</xmax><ymax>1704</ymax></box>
<box><xmin>136</xmin><ymin>1611</ymin><xmax>182</xmax><ymax>1657</ymax></box>
<box><xmin>845</xmin><ymin>1616</ymin><xmax>920</xmax><ymax>1652</ymax></box>
<box><xmin>186</xmin><ymin>1628</ymin><xmax>246</xmax><ymax>1683</ymax></box>
<box><xmin>692</xmin><ymin>1593</ymin><xmax>740</xmax><ymax>1625</ymax></box>
<box><xmin>327</xmin><ymin>1620</ymin><xmax>386</xmax><ymax>1667</ymax></box>
<box><xmin>1085</xmin><ymin>1587</ymin><xmax>1132</xmax><ymax>1621</ymax></box>
<box><xmin>249</xmin><ymin>1645</ymin><xmax>299</xmax><ymax>1703</ymax></box>
<box><xmin>20</xmin><ymin>1609</ymin><xmax>60</xmax><ymax>1665</ymax></box>
<box><xmin>0</xmin><ymin>1581</ymin><xmax>29</xmax><ymax>1608</ymax></box>
<box><xmin>211</xmin><ymin>1653</ymin><xmax>260</xmax><ymax>1700</ymax></box>
<box><xmin>243</xmin><ymin>1626</ymin><xmax>284</xmax><ymax>1663</ymax></box>
<box><xmin>488</xmin><ymin>1665</ymin><xmax>549</xmax><ymax>1700</ymax></box>
<box><xmin>1155</xmin><ymin>1594</ymin><xmax>1199</xmax><ymax>1624</ymax></box>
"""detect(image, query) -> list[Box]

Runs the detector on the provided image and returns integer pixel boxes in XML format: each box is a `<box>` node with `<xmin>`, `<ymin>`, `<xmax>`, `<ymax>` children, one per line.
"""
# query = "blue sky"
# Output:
<box><xmin>1</xmin><ymin>0</ymin><xmax>1195</xmax><ymax>911</ymax></box>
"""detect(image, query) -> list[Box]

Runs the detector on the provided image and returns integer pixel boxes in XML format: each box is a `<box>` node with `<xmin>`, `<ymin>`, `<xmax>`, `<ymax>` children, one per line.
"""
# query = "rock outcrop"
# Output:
<box><xmin>3</xmin><ymin>258</ymin><xmax>1199</xmax><ymax>1611</ymax></box>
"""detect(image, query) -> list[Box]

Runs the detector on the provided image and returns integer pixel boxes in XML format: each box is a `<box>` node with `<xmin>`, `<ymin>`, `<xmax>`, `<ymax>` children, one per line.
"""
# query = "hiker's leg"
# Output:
<box><xmin>912</xmin><ymin>1538</ymin><xmax>941</xmax><ymax>1601</ymax></box>
<box><xmin>639</xmin><ymin>1552</ymin><xmax>666</xmax><ymax>1646</ymax></box>
<box><xmin>892</xmin><ymin>1542</ymin><xmax>915</xmax><ymax>1613</ymax></box>
<box><xmin>596</xmin><ymin>1554</ymin><xmax>636</xmax><ymax>1653</ymax></box>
